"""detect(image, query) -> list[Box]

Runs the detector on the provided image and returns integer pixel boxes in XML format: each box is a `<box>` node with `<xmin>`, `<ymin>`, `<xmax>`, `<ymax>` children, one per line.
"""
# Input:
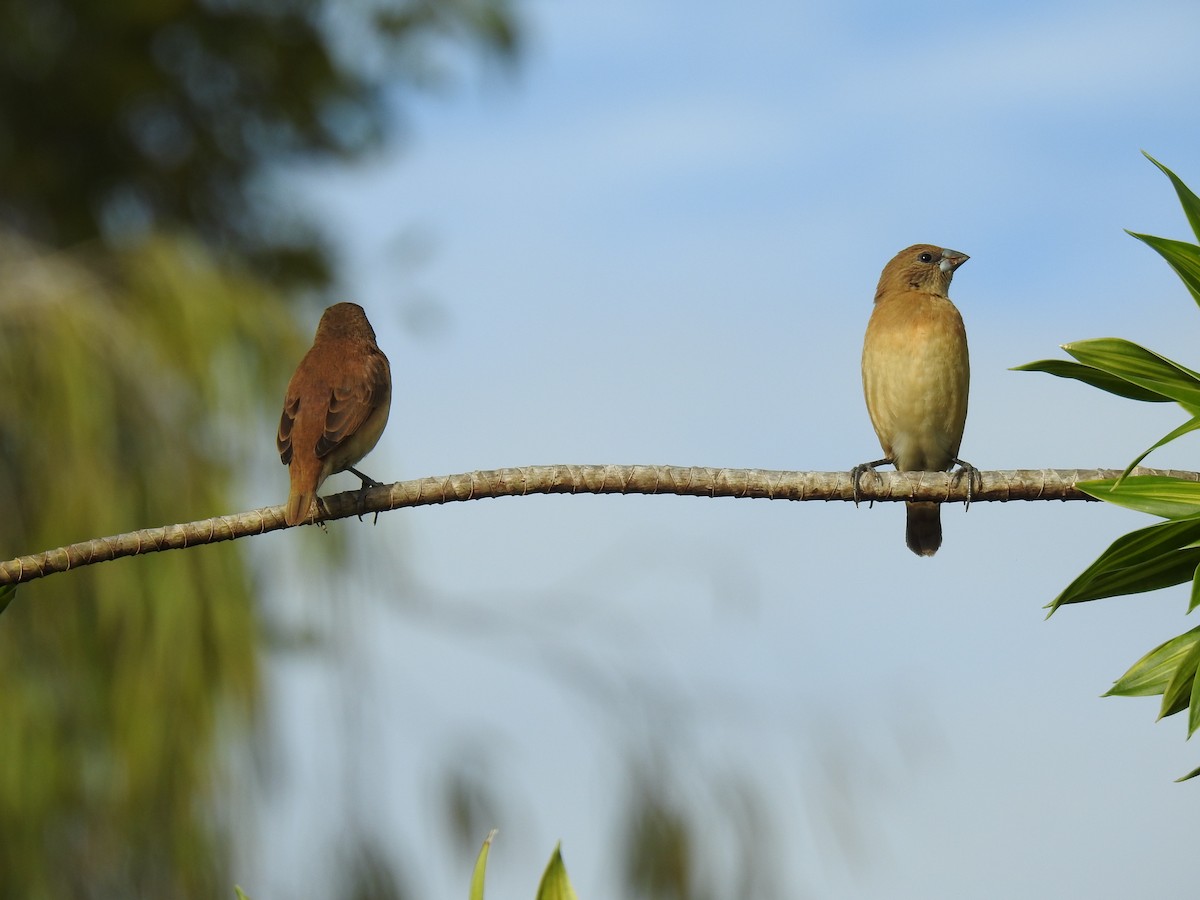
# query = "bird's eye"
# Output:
<box><xmin>918</xmin><ymin>252</ymin><xmax>934</xmax><ymax>263</ymax></box>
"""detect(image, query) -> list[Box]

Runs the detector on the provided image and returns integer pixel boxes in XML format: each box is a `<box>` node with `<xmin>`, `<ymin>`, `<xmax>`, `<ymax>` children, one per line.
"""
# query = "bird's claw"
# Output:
<box><xmin>850</xmin><ymin>464</ymin><xmax>871</xmax><ymax>506</ymax></box>
<box><xmin>347</xmin><ymin>467</ymin><xmax>382</xmax><ymax>524</ymax></box>
<box><xmin>851</xmin><ymin>458</ymin><xmax>892</xmax><ymax>507</ymax></box>
<box><xmin>951</xmin><ymin>459</ymin><xmax>980</xmax><ymax>510</ymax></box>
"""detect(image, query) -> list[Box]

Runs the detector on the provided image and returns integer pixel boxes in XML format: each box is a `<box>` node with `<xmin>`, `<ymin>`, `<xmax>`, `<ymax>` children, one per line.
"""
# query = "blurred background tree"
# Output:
<box><xmin>0</xmin><ymin>0</ymin><xmax>519</xmax><ymax>291</ymax></box>
<box><xmin>0</xmin><ymin>235</ymin><xmax>295</xmax><ymax>898</ymax></box>
<box><xmin>0</xmin><ymin>1</ymin><xmax>518</xmax><ymax>897</ymax></box>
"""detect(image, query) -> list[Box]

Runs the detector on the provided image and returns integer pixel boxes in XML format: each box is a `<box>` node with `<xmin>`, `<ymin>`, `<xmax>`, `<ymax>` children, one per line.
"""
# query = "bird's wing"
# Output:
<box><xmin>277</xmin><ymin>393</ymin><xmax>300</xmax><ymax>464</ymax></box>
<box><xmin>315</xmin><ymin>349</ymin><xmax>390</xmax><ymax>459</ymax></box>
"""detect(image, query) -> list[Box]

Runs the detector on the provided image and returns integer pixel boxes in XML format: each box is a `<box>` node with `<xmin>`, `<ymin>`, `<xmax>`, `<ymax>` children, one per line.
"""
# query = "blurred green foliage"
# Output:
<box><xmin>0</xmin><ymin>232</ymin><xmax>301</xmax><ymax>897</ymax></box>
<box><xmin>0</xmin><ymin>0</ymin><xmax>520</xmax><ymax>290</ymax></box>
<box><xmin>1018</xmin><ymin>153</ymin><xmax>1200</xmax><ymax>780</ymax></box>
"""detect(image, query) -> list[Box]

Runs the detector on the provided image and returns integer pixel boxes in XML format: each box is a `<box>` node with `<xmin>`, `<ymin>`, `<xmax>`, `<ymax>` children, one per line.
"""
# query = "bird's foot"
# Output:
<box><xmin>950</xmin><ymin>459</ymin><xmax>980</xmax><ymax>510</ymax></box>
<box><xmin>851</xmin><ymin>458</ymin><xmax>892</xmax><ymax>507</ymax></box>
<box><xmin>347</xmin><ymin>467</ymin><xmax>382</xmax><ymax>524</ymax></box>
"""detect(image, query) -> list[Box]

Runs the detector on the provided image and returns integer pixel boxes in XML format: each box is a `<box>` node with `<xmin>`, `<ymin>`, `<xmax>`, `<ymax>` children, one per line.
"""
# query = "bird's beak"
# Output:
<box><xmin>939</xmin><ymin>250</ymin><xmax>969</xmax><ymax>274</ymax></box>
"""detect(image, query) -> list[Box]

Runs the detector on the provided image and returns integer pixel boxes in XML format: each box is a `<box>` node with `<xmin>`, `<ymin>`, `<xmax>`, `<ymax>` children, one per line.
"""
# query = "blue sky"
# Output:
<box><xmin>252</xmin><ymin>1</ymin><xmax>1200</xmax><ymax>896</ymax></box>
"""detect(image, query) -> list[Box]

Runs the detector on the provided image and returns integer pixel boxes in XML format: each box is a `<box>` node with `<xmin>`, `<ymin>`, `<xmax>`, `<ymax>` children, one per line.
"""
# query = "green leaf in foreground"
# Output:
<box><xmin>234</xmin><ymin>888</ymin><xmax>252</xmax><ymax>900</ymax></box>
<box><xmin>1076</xmin><ymin>477</ymin><xmax>1200</xmax><ymax>520</ymax></box>
<box><xmin>1175</xmin><ymin>764</ymin><xmax>1200</xmax><ymax>783</ymax></box>
<box><xmin>1127</xmin><ymin>231</ymin><xmax>1200</xmax><ymax>308</ymax></box>
<box><xmin>1049</xmin><ymin>518</ymin><xmax>1200</xmax><ymax>612</ymax></box>
<box><xmin>1105</xmin><ymin>625</ymin><xmax>1200</xmax><ymax>702</ymax></box>
<box><xmin>1062</xmin><ymin>338</ymin><xmax>1200</xmax><ymax>409</ymax></box>
<box><xmin>1010</xmin><ymin>358</ymin><xmax>1172</xmax><ymax>402</ymax></box>
<box><xmin>1142</xmin><ymin>151</ymin><xmax>1200</xmax><ymax>244</ymax></box>
<box><xmin>1159</xmin><ymin>635</ymin><xmax>1200</xmax><ymax>724</ymax></box>
<box><xmin>536</xmin><ymin>843</ymin><xmax>580</xmax><ymax>900</ymax></box>
<box><xmin>1116</xmin><ymin>416</ymin><xmax>1200</xmax><ymax>481</ymax></box>
<box><xmin>1052</xmin><ymin>156</ymin><xmax>1200</xmax><ymax>783</ymax></box>
<box><xmin>1190</xmin><ymin>646</ymin><xmax>1200</xmax><ymax>736</ymax></box>
<box><xmin>469</xmin><ymin>830</ymin><xmax>498</xmax><ymax>900</ymax></box>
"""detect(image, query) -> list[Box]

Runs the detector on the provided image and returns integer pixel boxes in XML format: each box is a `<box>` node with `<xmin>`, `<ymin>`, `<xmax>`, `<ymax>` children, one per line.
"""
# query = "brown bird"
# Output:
<box><xmin>856</xmin><ymin>244</ymin><xmax>972</xmax><ymax>556</ymax></box>
<box><xmin>277</xmin><ymin>302</ymin><xmax>391</xmax><ymax>526</ymax></box>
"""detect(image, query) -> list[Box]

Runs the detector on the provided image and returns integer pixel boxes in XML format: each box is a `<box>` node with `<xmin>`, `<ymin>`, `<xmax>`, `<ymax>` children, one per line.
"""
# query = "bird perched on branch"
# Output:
<box><xmin>277</xmin><ymin>302</ymin><xmax>391</xmax><ymax>526</ymax></box>
<box><xmin>855</xmin><ymin>244</ymin><xmax>973</xmax><ymax>556</ymax></box>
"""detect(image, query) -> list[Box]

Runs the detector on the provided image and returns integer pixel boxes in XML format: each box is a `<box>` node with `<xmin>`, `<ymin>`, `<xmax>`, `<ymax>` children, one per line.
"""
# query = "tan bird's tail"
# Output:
<box><xmin>905</xmin><ymin>501</ymin><xmax>941</xmax><ymax>556</ymax></box>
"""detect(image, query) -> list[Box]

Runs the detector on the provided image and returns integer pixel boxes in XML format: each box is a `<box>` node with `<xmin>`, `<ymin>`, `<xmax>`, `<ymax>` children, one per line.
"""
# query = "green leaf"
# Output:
<box><xmin>1049</xmin><ymin>519</ymin><xmax>1200</xmax><ymax>612</ymax></box>
<box><xmin>0</xmin><ymin>584</ymin><xmax>14</xmax><ymax>616</ymax></box>
<box><xmin>1062</xmin><ymin>338</ymin><xmax>1200</xmax><ymax>409</ymax></box>
<box><xmin>1126</xmin><ymin>232</ymin><xmax>1200</xmax><ymax>309</ymax></box>
<box><xmin>1190</xmin><ymin>562</ymin><xmax>1200</xmax><ymax>614</ymax></box>
<box><xmin>234</xmin><ymin>888</ymin><xmax>252</xmax><ymax>900</ymax></box>
<box><xmin>1160</xmin><ymin>635</ymin><xmax>1200</xmax><ymax>722</ymax></box>
<box><xmin>1105</xmin><ymin>625</ymin><xmax>1200</xmax><ymax>699</ymax></box>
<box><xmin>1077</xmin><ymin>477</ymin><xmax>1200</xmax><ymax>519</ymax></box>
<box><xmin>536</xmin><ymin>843</ymin><xmax>580</xmax><ymax>900</ymax></box>
<box><xmin>1142</xmin><ymin>151</ymin><xmax>1200</xmax><ymax>245</ymax></box>
<box><xmin>1010</xmin><ymin>358</ymin><xmax>1172</xmax><ymax>402</ymax></box>
<box><xmin>1117</xmin><ymin>417</ymin><xmax>1200</xmax><ymax>481</ymax></box>
<box><xmin>1175</xmin><ymin>764</ymin><xmax>1200</xmax><ymax>782</ymax></box>
<box><xmin>1189</xmin><ymin>644</ymin><xmax>1200</xmax><ymax>735</ymax></box>
<box><xmin>469</xmin><ymin>830</ymin><xmax>498</xmax><ymax>900</ymax></box>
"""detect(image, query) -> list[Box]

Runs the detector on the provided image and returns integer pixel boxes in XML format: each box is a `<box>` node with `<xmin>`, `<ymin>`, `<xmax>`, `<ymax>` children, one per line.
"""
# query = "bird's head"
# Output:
<box><xmin>315</xmin><ymin>301</ymin><xmax>377</xmax><ymax>342</ymax></box>
<box><xmin>876</xmin><ymin>244</ymin><xmax>969</xmax><ymax>300</ymax></box>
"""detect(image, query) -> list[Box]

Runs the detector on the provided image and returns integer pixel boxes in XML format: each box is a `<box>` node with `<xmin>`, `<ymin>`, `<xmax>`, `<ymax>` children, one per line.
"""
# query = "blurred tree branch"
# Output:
<box><xmin>4</xmin><ymin>465</ymin><xmax>1194</xmax><ymax>587</ymax></box>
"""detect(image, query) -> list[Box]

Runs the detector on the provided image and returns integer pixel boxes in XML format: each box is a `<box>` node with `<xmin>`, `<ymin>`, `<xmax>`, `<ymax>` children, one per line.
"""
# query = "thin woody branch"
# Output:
<box><xmin>2</xmin><ymin>466</ymin><xmax>1196</xmax><ymax>587</ymax></box>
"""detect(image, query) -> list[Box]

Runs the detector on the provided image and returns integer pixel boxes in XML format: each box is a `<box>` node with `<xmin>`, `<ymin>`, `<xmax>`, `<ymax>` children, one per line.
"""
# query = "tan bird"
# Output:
<box><xmin>277</xmin><ymin>302</ymin><xmax>391</xmax><ymax>526</ymax></box>
<box><xmin>856</xmin><ymin>244</ymin><xmax>972</xmax><ymax>556</ymax></box>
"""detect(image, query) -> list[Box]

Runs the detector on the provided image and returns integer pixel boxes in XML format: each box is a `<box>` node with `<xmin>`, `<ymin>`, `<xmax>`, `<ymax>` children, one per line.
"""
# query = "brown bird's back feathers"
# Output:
<box><xmin>861</xmin><ymin>244</ymin><xmax>970</xmax><ymax>556</ymax></box>
<box><xmin>278</xmin><ymin>302</ymin><xmax>391</xmax><ymax>526</ymax></box>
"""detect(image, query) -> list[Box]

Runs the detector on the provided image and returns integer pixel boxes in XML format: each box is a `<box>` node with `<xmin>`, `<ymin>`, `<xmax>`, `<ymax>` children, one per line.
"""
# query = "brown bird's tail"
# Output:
<box><xmin>285</xmin><ymin>491</ymin><xmax>315</xmax><ymax>527</ymax></box>
<box><xmin>905</xmin><ymin>501</ymin><xmax>941</xmax><ymax>557</ymax></box>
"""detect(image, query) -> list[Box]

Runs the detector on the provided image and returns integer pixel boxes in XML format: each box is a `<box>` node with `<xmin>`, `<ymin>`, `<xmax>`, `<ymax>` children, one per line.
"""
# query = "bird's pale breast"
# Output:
<box><xmin>862</xmin><ymin>292</ymin><xmax>968</xmax><ymax>472</ymax></box>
